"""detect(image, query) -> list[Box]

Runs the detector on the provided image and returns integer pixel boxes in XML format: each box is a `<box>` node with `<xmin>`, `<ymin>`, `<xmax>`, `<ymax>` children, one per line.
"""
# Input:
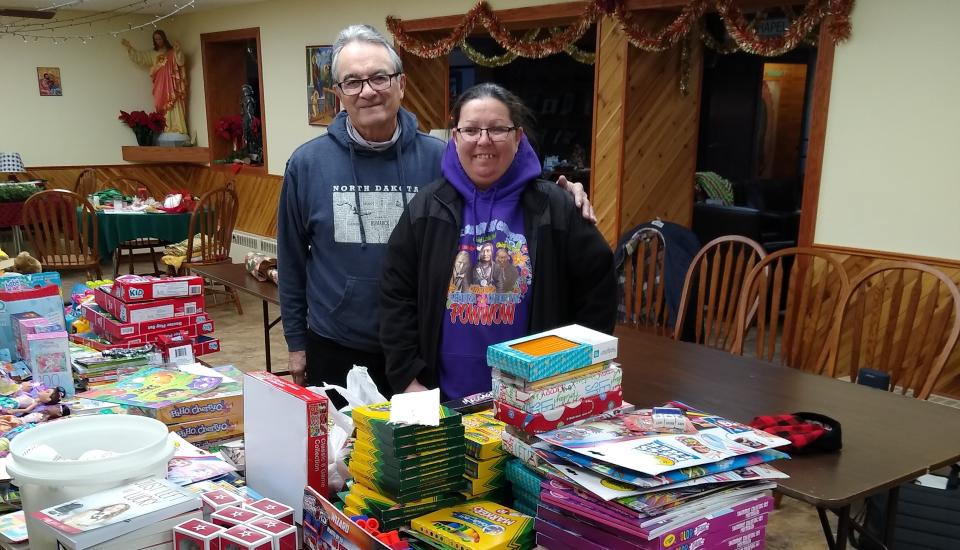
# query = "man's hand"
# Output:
<box><xmin>288</xmin><ymin>350</ymin><xmax>307</xmax><ymax>386</ymax></box>
<box><xmin>557</xmin><ymin>175</ymin><xmax>597</xmax><ymax>224</ymax></box>
<box><xmin>404</xmin><ymin>379</ymin><xmax>429</xmax><ymax>393</ymax></box>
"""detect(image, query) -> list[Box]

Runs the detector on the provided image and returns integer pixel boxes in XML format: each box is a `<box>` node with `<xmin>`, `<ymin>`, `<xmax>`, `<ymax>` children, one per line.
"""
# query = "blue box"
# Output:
<box><xmin>486</xmin><ymin>324</ymin><xmax>617</xmax><ymax>382</ymax></box>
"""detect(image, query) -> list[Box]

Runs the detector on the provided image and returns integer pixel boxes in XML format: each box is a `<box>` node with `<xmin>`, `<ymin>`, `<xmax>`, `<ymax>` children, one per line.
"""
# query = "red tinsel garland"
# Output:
<box><xmin>387</xmin><ymin>0</ymin><xmax>856</xmax><ymax>60</ymax></box>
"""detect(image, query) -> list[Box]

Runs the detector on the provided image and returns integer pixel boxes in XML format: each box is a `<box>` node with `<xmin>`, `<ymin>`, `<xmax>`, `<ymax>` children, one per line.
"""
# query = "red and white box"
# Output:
<box><xmin>244</xmin><ymin>498</ymin><xmax>294</xmax><ymax>525</ymax></box>
<box><xmin>218</xmin><ymin>524</ymin><xmax>273</xmax><ymax>550</ymax></box>
<box><xmin>83</xmin><ymin>303</ymin><xmax>211</xmax><ymax>339</ymax></box>
<box><xmin>174</xmin><ymin>518</ymin><xmax>225</xmax><ymax>550</ymax></box>
<box><xmin>111</xmin><ymin>274</ymin><xmax>204</xmax><ymax>302</ymax></box>
<box><xmin>201</xmin><ymin>490</ymin><xmax>244</xmax><ymax>518</ymax></box>
<box><xmin>247</xmin><ymin>517</ymin><xmax>297</xmax><ymax>550</ymax></box>
<box><xmin>244</xmin><ymin>371</ymin><xmax>328</xmax><ymax>523</ymax></box>
<box><xmin>155</xmin><ymin>332</ymin><xmax>221</xmax><ymax>362</ymax></box>
<box><xmin>493</xmin><ymin>388</ymin><xmax>624</xmax><ymax>434</ymax></box>
<box><xmin>96</xmin><ymin>286</ymin><xmax>205</xmax><ymax>323</ymax></box>
<box><xmin>211</xmin><ymin>505</ymin><xmax>261</xmax><ymax>529</ymax></box>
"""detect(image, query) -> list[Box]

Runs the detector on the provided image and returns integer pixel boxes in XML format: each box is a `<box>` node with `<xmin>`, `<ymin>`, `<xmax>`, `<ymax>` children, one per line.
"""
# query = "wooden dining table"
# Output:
<box><xmin>614</xmin><ymin>328</ymin><xmax>960</xmax><ymax>550</ymax></box>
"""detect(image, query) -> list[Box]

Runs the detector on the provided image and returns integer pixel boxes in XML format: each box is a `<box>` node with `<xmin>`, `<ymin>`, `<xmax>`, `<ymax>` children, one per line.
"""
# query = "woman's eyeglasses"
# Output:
<box><xmin>336</xmin><ymin>73</ymin><xmax>401</xmax><ymax>96</ymax></box>
<box><xmin>454</xmin><ymin>126</ymin><xmax>517</xmax><ymax>142</ymax></box>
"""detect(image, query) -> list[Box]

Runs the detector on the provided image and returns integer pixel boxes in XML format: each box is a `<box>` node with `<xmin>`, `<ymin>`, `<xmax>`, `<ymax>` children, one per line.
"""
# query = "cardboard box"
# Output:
<box><xmin>493</xmin><ymin>388</ymin><xmax>623</xmax><ymax>434</ymax></box>
<box><xmin>173</xmin><ymin>518</ymin><xmax>225</xmax><ymax>550</ymax></box>
<box><xmin>111</xmin><ymin>274</ymin><xmax>204</xmax><ymax>302</ymax></box>
<box><xmin>83</xmin><ymin>303</ymin><xmax>211</xmax><ymax>339</ymax></box>
<box><xmin>139</xmin><ymin>385</ymin><xmax>242</xmax><ymax>425</ymax></box>
<box><xmin>218</xmin><ymin>524</ymin><xmax>273</xmax><ymax>550</ymax></box>
<box><xmin>493</xmin><ymin>363</ymin><xmax>622</xmax><ymax>414</ymax></box>
<box><xmin>26</xmin><ymin>331</ymin><xmax>74</xmax><ymax>396</ymax></box>
<box><xmin>302</xmin><ymin>487</ymin><xmax>392</xmax><ymax>550</ymax></box>
<box><xmin>96</xmin><ymin>285</ymin><xmax>205</xmax><ymax>323</ymax></box>
<box><xmin>69</xmin><ymin>333</ymin><xmax>220</xmax><ymax>357</ymax></box>
<box><xmin>247</xmin><ymin>517</ymin><xmax>297</xmax><ymax>550</ymax></box>
<box><xmin>462</xmin><ymin>409</ymin><xmax>507</xmax><ymax>460</ymax></box>
<box><xmin>245</xmin><ymin>371</ymin><xmax>327</xmax><ymax>522</ymax></box>
<box><xmin>171</xmin><ymin>415</ymin><xmax>244</xmax><ymax>444</ymax></box>
<box><xmin>244</xmin><ymin>498</ymin><xmax>294</xmax><ymax>525</ymax></box>
<box><xmin>0</xmin><ymin>284</ymin><xmax>66</xmax><ymax>362</ymax></box>
<box><xmin>486</xmin><ymin>324</ymin><xmax>618</xmax><ymax>382</ymax></box>
<box><xmin>211</xmin><ymin>505</ymin><xmax>261</xmax><ymax>529</ymax></box>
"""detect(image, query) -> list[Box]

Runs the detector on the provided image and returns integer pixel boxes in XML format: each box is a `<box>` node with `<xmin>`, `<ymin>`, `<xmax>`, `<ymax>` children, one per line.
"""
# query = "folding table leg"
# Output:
<box><xmin>263</xmin><ymin>299</ymin><xmax>271</xmax><ymax>372</ymax></box>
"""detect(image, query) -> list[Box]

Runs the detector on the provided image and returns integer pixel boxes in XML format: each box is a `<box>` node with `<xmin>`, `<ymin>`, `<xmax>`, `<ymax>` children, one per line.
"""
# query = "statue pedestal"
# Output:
<box><xmin>155</xmin><ymin>132</ymin><xmax>191</xmax><ymax>147</ymax></box>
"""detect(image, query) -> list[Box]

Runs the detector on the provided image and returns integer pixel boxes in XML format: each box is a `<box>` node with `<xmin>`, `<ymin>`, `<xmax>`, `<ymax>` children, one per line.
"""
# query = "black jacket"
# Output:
<box><xmin>379</xmin><ymin>177</ymin><xmax>617</xmax><ymax>394</ymax></box>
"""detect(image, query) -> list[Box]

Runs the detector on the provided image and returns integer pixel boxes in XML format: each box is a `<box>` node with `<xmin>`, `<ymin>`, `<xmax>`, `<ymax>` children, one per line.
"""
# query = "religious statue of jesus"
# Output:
<box><xmin>121</xmin><ymin>30</ymin><xmax>188</xmax><ymax>136</ymax></box>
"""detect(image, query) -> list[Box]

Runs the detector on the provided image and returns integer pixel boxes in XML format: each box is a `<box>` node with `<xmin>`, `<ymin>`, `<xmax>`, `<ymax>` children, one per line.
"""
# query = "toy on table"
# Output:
<box><xmin>0</xmin><ymin>385</ymin><xmax>64</xmax><ymax>415</ymax></box>
<box><xmin>350</xmin><ymin>515</ymin><xmax>411</xmax><ymax>550</ymax></box>
<box><xmin>1</xmin><ymin>252</ymin><xmax>41</xmax><ymax>275</ymax></box>
<box><xmin>0</xmin><ymin>403</ymin><xmax>70</xmax><ymax>433</ymax></box>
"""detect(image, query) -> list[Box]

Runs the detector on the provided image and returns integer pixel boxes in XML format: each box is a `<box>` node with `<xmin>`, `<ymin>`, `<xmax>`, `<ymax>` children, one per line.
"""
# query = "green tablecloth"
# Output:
<box><xmin>96</xmin><ymin>211</ymin><xmax>192</xmax><ymax>259</ymax></box>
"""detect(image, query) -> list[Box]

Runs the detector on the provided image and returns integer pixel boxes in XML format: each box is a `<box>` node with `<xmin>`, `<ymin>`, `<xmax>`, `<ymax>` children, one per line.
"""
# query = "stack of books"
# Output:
<box><xmin>342</xmin><ymin>401</ymin><xmax>466</xmax><ymax>530</ymax></box>
<box><xmin>461</xmin><ymin>410</ymin><xmax>511</xmax><ymax>503</ymax></box>
<box><xmin>71</xmin><ymin>354</ymin><xmax>154</xmax><ymax>390</ymax></box>
<box><xmin>30</xmin><ymin>477</ymin><xmax>201</xmax><ymax>550</ymax></box>
<box><xmin>530</xmin><ymin>403</ymin><xmax>792</xmax><ymax>549</ymax></box>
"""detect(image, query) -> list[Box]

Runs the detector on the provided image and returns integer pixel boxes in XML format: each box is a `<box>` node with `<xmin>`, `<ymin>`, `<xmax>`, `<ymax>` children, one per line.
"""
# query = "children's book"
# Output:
<box><xmin>31</xmin><ymin>477</ymin><xmax>199</xmax><ymax>549</ymax></box>
<box><xmin>537</xmin><ymin>403</ymin><xmax>790</xmax><ymax>476</ymax></box>
<box><xmin>77</xmin><ymin>367</ymin><xmax>221</xmax><ymax>408</ymax></box>
<box><xmin>0</xmin><ymin>511</ymin><xmax>27</xmax><ymax>543</ymax></box>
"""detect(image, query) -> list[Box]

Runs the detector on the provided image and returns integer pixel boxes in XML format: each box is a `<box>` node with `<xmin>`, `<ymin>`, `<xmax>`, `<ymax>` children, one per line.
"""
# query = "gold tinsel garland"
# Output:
<box><xmin>387</xmin><ymin>0</ymin><xmax>854</xmax><ymax>60</ymax></box>
<box><xmin>460</xmin><ymin>28</ymin><xmax>596</xmax><ymax>67</ymax></box>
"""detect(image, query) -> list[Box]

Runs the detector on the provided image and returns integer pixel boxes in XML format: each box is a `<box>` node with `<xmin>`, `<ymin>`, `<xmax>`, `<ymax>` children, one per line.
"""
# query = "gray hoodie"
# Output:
<box><xmin>278</xmin><ymin>108</ymin><xmax>444</xmax><ymax>352</ymax></box>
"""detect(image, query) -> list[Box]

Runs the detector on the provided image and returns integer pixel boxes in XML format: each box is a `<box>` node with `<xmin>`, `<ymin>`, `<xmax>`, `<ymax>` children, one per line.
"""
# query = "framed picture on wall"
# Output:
<box><xmin>36</xmin><ymin>67</ymin><xmax>62</xmax><ymax>96</ymax></box>
<box><xmin>306</xmin><ymin>45</ymin><xmax>338</xmax><ymax>126</ymax></box>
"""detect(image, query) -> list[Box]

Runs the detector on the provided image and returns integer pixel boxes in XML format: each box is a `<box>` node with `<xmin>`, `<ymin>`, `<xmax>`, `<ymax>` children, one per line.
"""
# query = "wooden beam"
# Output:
<box><xmin>121</xmin><ymin>146</ymin><xmax>210</xmax><ymax>164</ymax></box>
<box><xmin>797</xmin><ymin>19</ymin><xmax>836</xmax><ymax>247</ymax></box>
<box><xmin>396</xmin><ymin>1</ymin><xmax>590</xmax><ymax>32</ymax></box>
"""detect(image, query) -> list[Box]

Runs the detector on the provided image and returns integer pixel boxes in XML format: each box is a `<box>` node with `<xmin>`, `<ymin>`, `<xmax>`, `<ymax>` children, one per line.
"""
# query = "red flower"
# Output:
<box><xmin>118</xmin><ymin>110</ymin><xmax>167</xmax><ymax>133</ymax></box>
<box><xmin>215</xmin><ymin>115</ymin><xmax>261</xmax><ymax>142</ymax></box>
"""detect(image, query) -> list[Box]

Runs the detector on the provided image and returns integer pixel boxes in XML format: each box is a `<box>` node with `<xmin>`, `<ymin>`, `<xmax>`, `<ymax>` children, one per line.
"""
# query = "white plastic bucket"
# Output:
<box><xmin>6</xmin><ymin>415</ymin><xmax>175</xmax><ymax>550</ymax></box>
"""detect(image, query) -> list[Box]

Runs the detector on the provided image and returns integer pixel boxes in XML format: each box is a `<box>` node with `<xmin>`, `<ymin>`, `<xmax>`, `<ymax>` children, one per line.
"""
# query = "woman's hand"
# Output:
<box><xmin>404</xmin><ymin>379</ymin><xmax>429</xmax><ymax>393</ymax></box>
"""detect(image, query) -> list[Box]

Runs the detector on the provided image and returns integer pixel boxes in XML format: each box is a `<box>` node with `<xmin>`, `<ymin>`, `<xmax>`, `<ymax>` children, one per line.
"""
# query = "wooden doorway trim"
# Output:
<box><xmin>393</xmin><ymin>1</ymin><xmax>589</xmax><ymax>33</ymax></box>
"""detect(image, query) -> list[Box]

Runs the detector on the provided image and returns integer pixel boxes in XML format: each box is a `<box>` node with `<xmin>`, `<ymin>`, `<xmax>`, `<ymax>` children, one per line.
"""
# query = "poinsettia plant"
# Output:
<box><xmin>118</xmin><ymin>110</ymin><xmax>166</xmax><ymax>133</ymax></box>
<box><xmin>215</xmin><ymin>114</ymin><xmax>261</xmax><ymax>150</ymax></box>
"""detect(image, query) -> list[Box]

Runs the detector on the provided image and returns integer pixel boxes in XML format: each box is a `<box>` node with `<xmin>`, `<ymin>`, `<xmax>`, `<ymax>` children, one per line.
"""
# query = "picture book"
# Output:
<box><xmin>77</xmin><ymin>367</ymin><xmax>222</xmax><ymax>408</ymax></box>
<box><xmin>0</xmin><ymin>511</ymin><xmax>26</xmax><ymax>543</ymax></box>
<box><xmin>31</xmin><ymin>477</ymin><xmax>199</xmax><ymax>548</ymax></box>
<box><xmin>167</xmin><ymin>454</ymin><xmax>237</xmax><ymax>485</ymax></box>
<box><xmin>537</xmin><ymin>404</ymin><xmax>790</xmax><ymax>475</ymax></box>
<box><xmin>411</xmin><ymin>501</ymin><xmax>534</xmax><ymax>550</ymax></box>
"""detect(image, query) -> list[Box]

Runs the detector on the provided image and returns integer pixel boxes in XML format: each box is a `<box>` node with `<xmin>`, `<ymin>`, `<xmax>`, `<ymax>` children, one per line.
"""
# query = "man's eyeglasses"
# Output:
<box><xmin>337</xmin><ymin>73</ymin><xmax>401</xmax><ymax>96</ymax></box>
<box><xmin>454</xmin><ymin>126</ymin><xmax>517</xmax><ymax>142</ymax></box>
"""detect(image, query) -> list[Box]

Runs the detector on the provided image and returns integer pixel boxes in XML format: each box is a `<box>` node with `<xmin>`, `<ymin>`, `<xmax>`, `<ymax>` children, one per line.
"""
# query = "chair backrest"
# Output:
<box><xmin>185</xmin><ymin>184</ymin><xmax>239</xmax><ymax>266</ymax></box>
<box><xmin>675</xmin><ymin>236</ymin><xmax>766</xmax><ymax>350</ymax></box>
<box><xmin>826</xmin><ymin>261</ymin><xmax>960</xmax><ymax>399</ymax></box>
<box><xmin>621</xmin><ymin>228</ymin><xmax>670</xmax><ymax>335</ymax></box>
<box><xmin>732</xmin><ymin>247</ymin><xmax>849</xmax><ymax>374</ymax></box>
<box><xmin>74</xmin><ymin>168</ymin><xmax>97</xmax><ymax>198</ymax></box>
<box><xmin>23</xmin><ymin>189</ymin><xmax>99</xmax><ymax>269</ymax></box>
<box><xmin>100</xmin><ymin>176</ymin><xmax>156</xmax><ymax>199</ymax></box>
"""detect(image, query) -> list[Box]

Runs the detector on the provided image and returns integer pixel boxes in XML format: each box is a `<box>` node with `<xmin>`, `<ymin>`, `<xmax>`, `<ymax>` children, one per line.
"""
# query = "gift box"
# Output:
<box><xmin>0</xmin><ymin>284</ymin><xmax>66</xmax><ymax>362</ymax></box>
<box><xmin>486</xmin><ymin>324</ymin><xmax>618</xmax><ymax>382</ymax></box>
<box><xmin>171</xmin><ymin>414</ymin><xmax>244</xmax><ymax>444</ymax></box>
<box><xmin>83</xmin><ymin>303</ymin><xmax>211</xmax><ymax>339</ymax></box>
<box><xmin>245</xmin><ymin>372</ymin><xmax>327</xmax><ymax>522</ymax></box>
<box><xmin>493</xmin><ymin>363</ymin><xmax>622</xmax><ymax>414</ymax></box>
<box><xmin>174</xmin><ymin>518</ymin><xmax>225</xmax><ymax>550</ymax></box>
<box><xmin>26</xmin><ymin>331</ymin><xmax>74</xmax><ymax>396</ymax></box>
<box><xmin>218</xmin><ymin>524</ymin><xmax>273</xmax><ymax>550</ymax></box>
<box><xmin>493</xmin><ymin>388</ymin><xmax>623</xmax><ymax>434</ymax></box>
<box><xmin>138</xmin><ymin>384</ymin><xmax>242</xmax><ymax>425</ymax></box>
<box><xmin>245</xmin><ymin>498</ymin><xmax>294</xmax><ymax>525</ymax></box>
<box><xmin>211</xmin><ymin>505</ymin><xmax>261</xmax><ymax>529</ymax></box>
<box><xmin>96</xmin><ymin>285</ymin><xmax>205</xmax><ymax>323</ymax></box>
<box><xmin>201</xmin><ymin>490</ymin><xmax>244</xmax><ymax>518</ymax></box>
<box><xmin>111</xmin><ymin>274</ymin><xmax>204</xmax><ymax>302</ymax></box>
<box><xmin>11</xmin><ymin>311</ymin><xmax>60</xmax><ymax>361</ymax></box>
<box><xmin>155</xmin><ymin>332</ymin><xmax>221</xmax><ymax>362</ymax></box>
<box><xmin>247</xmin><ymin>517</ymin><xmax>297</xmax><ymax>550</ymax></box>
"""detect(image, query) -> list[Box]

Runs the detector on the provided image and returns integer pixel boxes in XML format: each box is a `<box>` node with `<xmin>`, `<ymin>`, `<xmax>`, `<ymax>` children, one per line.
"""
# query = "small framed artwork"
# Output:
<box><xmin>37</xmin><ymin>67</ymin><xmax>62</xmax><ymax>96</ymax></box>
<box><xmin>306</xmin><ymin>45</ymin><xmax>338</xmax><ymax>126</ymax></box>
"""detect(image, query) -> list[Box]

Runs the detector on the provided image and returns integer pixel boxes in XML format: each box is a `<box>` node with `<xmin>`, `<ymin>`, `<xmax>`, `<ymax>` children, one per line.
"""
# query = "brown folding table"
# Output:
<box><xmin>615</xmin><ymin>328</ymin><xmax>960</xmax><ymax>550</ymax></box>
<box><xmin>189</xmin><ymin>262</ymin><xmax>288</xmax><ymax>376</ymax></box>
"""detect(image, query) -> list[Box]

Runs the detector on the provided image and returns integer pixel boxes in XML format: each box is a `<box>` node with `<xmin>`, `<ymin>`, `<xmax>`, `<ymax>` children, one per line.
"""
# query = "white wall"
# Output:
<box><xmin>0</xmin><ymin>12</ymin><xmax>157</xmax><ymax>166</ymax></box>
<box><xmin>815</xmin><ymin>0</ymin><xmax>960</xmax><ymax>260</ymax></box>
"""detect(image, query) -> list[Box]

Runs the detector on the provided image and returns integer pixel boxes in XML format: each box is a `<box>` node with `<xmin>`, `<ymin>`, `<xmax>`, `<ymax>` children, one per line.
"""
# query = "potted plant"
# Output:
<box><xmin>118</xmin><ymin>110</ymin><xmax>167</xmax><ymax>146</ymax></box>
<box><xmin>215</xmin><ymin>114</ymin><xmax>261</xmax><ymax>162</ymax></box>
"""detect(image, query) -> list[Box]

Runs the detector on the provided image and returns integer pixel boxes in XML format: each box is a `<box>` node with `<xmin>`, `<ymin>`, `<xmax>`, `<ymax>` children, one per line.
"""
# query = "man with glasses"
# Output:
<box><xmin>279</xmin><ymin>24</ymin><xmax>593</xmax><ymax>395</ymax></box>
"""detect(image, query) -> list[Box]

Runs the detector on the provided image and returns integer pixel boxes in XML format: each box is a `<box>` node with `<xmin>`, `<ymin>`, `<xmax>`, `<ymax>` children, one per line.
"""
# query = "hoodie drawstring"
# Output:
<box><xmin>347</xmin><ymin>143</ymin><xmax>368</xmax><ymax>249</ymax></box>
<box><xmin>396</xmin><ymin>137</ymin><xmax>409</xmax><ymax>207</ymax></box>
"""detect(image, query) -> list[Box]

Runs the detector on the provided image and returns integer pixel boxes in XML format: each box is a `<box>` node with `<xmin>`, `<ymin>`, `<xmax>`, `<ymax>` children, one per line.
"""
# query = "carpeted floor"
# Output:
<box><xmin>61</xmin><ymin>261</ymin><xmax>833</xmax><ymax>549</ymax></box>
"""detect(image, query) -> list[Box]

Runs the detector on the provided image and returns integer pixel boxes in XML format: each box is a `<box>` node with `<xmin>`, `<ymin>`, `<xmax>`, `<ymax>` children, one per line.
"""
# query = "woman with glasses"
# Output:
<box><xmin>379</xmin><ymin>83</ymin><xmax>616</xmax><ymax>400</ymax></box>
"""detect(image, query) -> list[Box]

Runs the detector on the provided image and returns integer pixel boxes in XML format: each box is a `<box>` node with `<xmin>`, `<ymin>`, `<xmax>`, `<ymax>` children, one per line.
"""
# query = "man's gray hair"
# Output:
<box><xmin>331</xmin><ymin>25</ymin><xmax>404</xmax><ymax>82</ymax></box>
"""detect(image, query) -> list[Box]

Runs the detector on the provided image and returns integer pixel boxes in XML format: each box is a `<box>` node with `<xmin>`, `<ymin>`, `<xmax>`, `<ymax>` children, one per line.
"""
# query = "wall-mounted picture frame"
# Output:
<box><xmin>37</xmin><ymin>67</ymin><xmax>62</xmax><ymax>96</ymax></box>
<box><xmin>306</xmin><ymin>45</ymin><xmax>338</xmax><ymax>126</ymax></box>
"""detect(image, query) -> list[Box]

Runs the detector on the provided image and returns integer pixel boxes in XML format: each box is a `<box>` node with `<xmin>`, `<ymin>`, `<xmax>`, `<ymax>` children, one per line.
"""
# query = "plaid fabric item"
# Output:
<box><xmin>751</xmin><ymin>412</ymin><xmax>842</xmax><ymax>454</ymax></box>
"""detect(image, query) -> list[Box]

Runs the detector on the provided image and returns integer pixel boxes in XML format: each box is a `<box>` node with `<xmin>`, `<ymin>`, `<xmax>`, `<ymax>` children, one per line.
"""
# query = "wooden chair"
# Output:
<box><xmin>621</xmin><ymin>228</ymin><xmax>670</xmax><ymax>335</ymax></box>
<box><xmin>182</xmin><ymin>184</ymin><xmax>243</xmax><ymax>315</ymax></box>
<box><xmin>732</xmin><ymin>247</ymin><xmax>849</xmax><ymax>374</ymax></box>
<box><xmin>22</xmin><ymin>189</ymin><xmax>102</xmax><ymax>280</ymax></box>
<box><xmin>73</xmin><ymin>168</ymin><xmax>97</xmax><ymax>198</ymax></box>
<box><xmin>674</xmin><ymin>236</ymin><xmax>766</xmax><ymax>351</ymax></box>
<box><xmin>825</xmin><ymin>261</ymin><xmax>960</xmax><ymax>399</ymax></box>
<box><xmin>100</xmin><ymin>176</ymin><xmax>163</xmax><ymax>277</ymax></box>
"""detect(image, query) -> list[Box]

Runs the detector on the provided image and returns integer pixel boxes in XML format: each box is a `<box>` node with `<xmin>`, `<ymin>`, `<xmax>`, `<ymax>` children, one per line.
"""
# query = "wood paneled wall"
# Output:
<box><xmin>590</xmin><ymin>16</ymin><xmax>629</xmax><ymax>247</ymax></box>
<box><xmin>24</xmin><ymin>165</ymin><xmax>282</xmax><ymax>238</ymax></box>
<box><xmin>398</xmin><ymin>36</ymin><xmax>449</xmax><ymax>132</ymax></box>
<box><xmin>619</xmin><ymin>32</ymin><xmax>701</xmax><ymax>236</ymax></box>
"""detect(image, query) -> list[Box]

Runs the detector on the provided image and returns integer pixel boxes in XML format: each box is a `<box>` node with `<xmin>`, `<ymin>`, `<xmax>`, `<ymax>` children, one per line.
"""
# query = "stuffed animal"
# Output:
<box><xmin>4</xmin><ymin>252</ymin><xmax>42</xmax><ymax>274</ymax></box>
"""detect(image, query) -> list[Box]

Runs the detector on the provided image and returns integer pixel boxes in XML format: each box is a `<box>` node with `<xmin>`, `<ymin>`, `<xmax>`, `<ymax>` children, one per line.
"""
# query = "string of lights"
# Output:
<box><xmin>4</xmin><ymin>0</ymin><xmax>156</xmax><ymax>31</ymax></box>
<box><xmin>1</xmin><ymin>0</ymin><xmax>195</xmax><ymax>44</ymax></box>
